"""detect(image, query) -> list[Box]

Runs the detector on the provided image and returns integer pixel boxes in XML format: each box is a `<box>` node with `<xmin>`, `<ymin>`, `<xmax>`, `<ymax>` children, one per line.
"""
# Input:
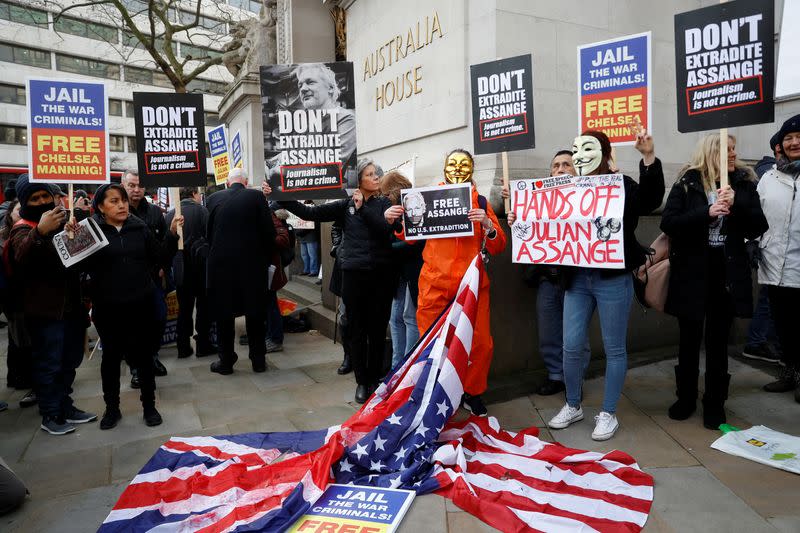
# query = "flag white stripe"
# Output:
<box><xmin>509</xmin><ymin>507</ymin><xmax>603</xmax><ymax>533</ymax></box>
<box><xmin>166</xmin><ymin>436</ymin><xmax>283</xmax><ymax>464</ymax></box>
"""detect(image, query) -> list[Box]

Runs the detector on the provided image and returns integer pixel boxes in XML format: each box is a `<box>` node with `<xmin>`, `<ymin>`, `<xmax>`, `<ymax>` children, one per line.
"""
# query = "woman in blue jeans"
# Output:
<box><xmin>548</xmin><ymin>130</ymin><xmax>664</xmax><ymax>441</ymax></box>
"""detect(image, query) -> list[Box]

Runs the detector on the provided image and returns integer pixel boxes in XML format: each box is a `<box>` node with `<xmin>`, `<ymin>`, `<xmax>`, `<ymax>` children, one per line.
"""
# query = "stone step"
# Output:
<box><xmin>279</xmin><ymin>281</ymin><xmax>336</xmax><ymax>340</ymax></box>
<box><xmin>279</xmin><ymin>280</ymin><xmax>321</xmax><ymax>307</ymax></box>
<box><xmin>291</xmin><ymin>274</ymin><xmax>322</xmax><ymax>290</ymax></box>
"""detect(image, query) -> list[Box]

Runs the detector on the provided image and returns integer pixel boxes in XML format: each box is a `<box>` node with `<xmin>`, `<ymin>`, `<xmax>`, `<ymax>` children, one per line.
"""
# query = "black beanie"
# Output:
<box><xmin>14</xmin><ymin>173</ymin><xmax>51</xmax><ymax>208</ymax></box>
<box><xmin>92</xmin><ymin>183</ymin><xmax>128</xmax><ymax>212</ymax></box>
<box><xmin>775</xmin><ymin>114</ymin><xmax>800</xmax><ymax>153</ymax></box>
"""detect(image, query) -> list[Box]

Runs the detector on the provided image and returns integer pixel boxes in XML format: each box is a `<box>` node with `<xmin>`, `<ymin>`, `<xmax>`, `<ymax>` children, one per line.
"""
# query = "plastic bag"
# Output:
<box><xmin>710</xmin><ymin>425</ymin><xmax>800</xmax><ymax>475</ymax></box>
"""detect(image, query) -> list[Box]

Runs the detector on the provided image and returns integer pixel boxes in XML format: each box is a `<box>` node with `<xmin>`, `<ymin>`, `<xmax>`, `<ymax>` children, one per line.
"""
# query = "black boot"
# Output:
<box><xmin>702</xmin><ymin>373</ymin><xmax>730</xmax><ymax>430</ymax></box>
<box><xmin>668</xmin><ymin>365</ymin><xmax>698</xmax><ymax>420</ymax></box>
<box><xmin>337</xmin><ymin>322</ymin><xmax>352</xmax><ymax>375</ymax></box>
<box><xmin>337</xmin><ymin>354</ymin><xmax>352</xmax><ymax>375</ymax></box>
<box><xmin>355</xmin><ymin>384</ymin><xmax>369</xmax><ymax>404</ymax></box>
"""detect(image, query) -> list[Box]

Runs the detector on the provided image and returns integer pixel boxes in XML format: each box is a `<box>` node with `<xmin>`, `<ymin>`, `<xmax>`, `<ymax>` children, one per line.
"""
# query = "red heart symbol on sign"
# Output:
<box><xmin>535</xmin><ymin>181</ymin><xmax>543</xmax><ymax>188</ymax></box>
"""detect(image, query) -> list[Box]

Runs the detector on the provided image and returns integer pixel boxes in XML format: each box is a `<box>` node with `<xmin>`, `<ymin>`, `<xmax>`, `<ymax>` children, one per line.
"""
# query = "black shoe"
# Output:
<box><xmin>130</xmin><ymin>371</ymin><xmax>141</xmax><ymax>389</ymax></box>
<box><xmin>153</xmin><ymin>357</ymin><xmax>168</xmax><ymax>377</ymax></box>
<box><xmin>252</xmin><ymin>359</ymin><xmax>267</xmax><ymax>373</ymax></box>
<box><xmin>40</xmin><ymin>416</ymin><xmax>75</xmax><ymax>435</ymax></box>
<box><xmin>239</xmin><ymin>335</ymin><xmax>249</xmax><ymax>346</ymax></box>
<box><xmin>702</xmin><ymin>373</ymin><xmax>730</xmax><ymax>430</ymax></box>
<box><xmin>355</xmin><ymin>384</ymin><xmax>370</xmax><ymax>404</ymax></box>
<box><xmin>668</xmin><ymin>398</ymin><xmax>696</xmax><ymax>420</ymax></box>
<box><xmin>742</xmin><ymin>343</ymin><xmax>781</xmax><ymax>364</ymax></box>
<box><xmin>536</xmin><ymin>379</ymin><xmax>566</xmax><ymax>396</ymax></box>
<box><xmin>462</xmin><ymin>394</ymin><xmax>488</xmax><ymax>417</ymax></box>
<box><xmin>64</xmin><ymin>407</ymin><xmax>97</xmax><ymax>424</ymax></box>
<box><xmin>177</xmin><ymin>345</ymin><xmax>194</xmax><ymax>359</ymax></box>
<box><xmin>196</xmin><ymin>344</ymin><xmax>218</xmax><ymax>357</ymax></box>
<box><xmin>100</xmin><ymin>409</ymin><xmax>122</xmax><ymax>430</ymax></box>
<box><xmin>211</xmin><ymin>360</ymin><xmax>235</xmax><ymax>375</ymax></box>
<box><xmin>337</xmin><ymin>355</ymin><xmax>352</xmax><ymax>375</ymax></box>
<box><xmin>143</xmin><ymin>407</ymin><xmax>162</xmax><ymax>427</ymax></box>
<box><xmin>19</xmin><ymin>390</ymin><xmax>37</xmax><ymax>408</ymax></box>
<box><xmin>763</xmin><ymin>366</ymin><xmax>796</xmax><ymax>393</ymax></box>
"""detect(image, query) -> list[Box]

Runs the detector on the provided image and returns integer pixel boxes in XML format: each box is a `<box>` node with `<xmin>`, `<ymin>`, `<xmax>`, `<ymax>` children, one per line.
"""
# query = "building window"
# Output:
<box><xmin>179</xmin><ymin>42</ymin><xmax>222</xmax><ymax>60</ymax></box>
<box><xmin>122</xmin><ymin>31</ymin><xmax>177</xmax><ymax>55</ymax></box>
<box><xmin>109</xmin><ymin>135</ymin><xmax>125</xmax><ymax>152</ymax></box>
<box><xmin>178</xmin><ymin>10</ymin><xmax>226</xmax><ymax>34</ymax></box>
<box><xmin>124</xmin><ymin>101</ymin><xmax>134</xmax><ymax>117</ymax></box>
<box><xmin>0</xmin><ymin>42</ymin><xmax>51</xmax><ymax>69</ymax></box>
<box><xmin>109</xmin><ymin>98</ymin><xmax>123</xmax><ymax>116</ymax></box>
<box><xmin>187</xmin><ymin>78</ymin><xmax>227</xmax><ymax>96</ymax></box>
<box><xmin>0</xmin><ymin>83</ymin><xmax>25</xmax><ymax>105</ymax></box>
<box><xmin>205</xmin><ymin>112</ymin><xmax>221</xmax><ymax>128</ymax></box>
<box><xmin>0</xmin><ymin>124</ymin><xmax>27</xmax><ymax>145</ymax></box>
<box><xmin>54</xmin><ymin>15</ymin><xmax>119</xmax><ymax>44</ymax></box>
<box><xmin>127</xmin><ymin>136</ymin><xmax>137</xmax><ymax>153</ymax></box>
<box><xmin>121</xmin><ymin>0</ymin><xmax>148</xmax><ymax>14</ymax></box>
<box><xmin>229</xmin><ymin>0</ymin><xmax>261</xmax><ymax>13</ymax></box>
<box><xmin>125</xmin><ymin>66</ymin><xmax>173</xmax><ymax>88</ymax></box>
<box><xmin>56</xmin><ymin>53</ymin><xmax>120</xmax><ymax>80</ymax></box>
<box><xmin>0</xmin><ymin>1</ymin><xmax>48</xmax><ymax>29</ymax></box>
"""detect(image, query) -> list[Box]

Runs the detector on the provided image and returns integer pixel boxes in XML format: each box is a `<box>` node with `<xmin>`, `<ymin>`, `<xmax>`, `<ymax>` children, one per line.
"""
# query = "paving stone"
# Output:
<box><xmin>249</xmin><ymin>367</ymin><xmax>315</xmax><ymax>392</ymax></box>
<box><xmin>226</xmin><ymin>415</ymin><xmax>299</xmax><ymax>435</ymax></box>
<box><xmin>300</xmin><ymin>360</ymin><xmax>351</xmax><ymax>384</ymax></box>
<box><xmin>194</xmin><ymin>389</ymin><xmax>296</xmax><ymax>428</ymax></box>
<box><xmin>286</xmin><ymin>405</ymin><xmax>358</xmax><ymax>431</ymax></box>
<box><xmin>769</xmin><ymin>516</ymin><xmax>800</xmax><ymax>533</ymax></box>
<box><xmin>725</xmin><ymin>388</ymin><xmax>799</xmax><ymax>435</ymax></box>
<box><xmin>642</xmin><ymin>508</ymin><xmax>677</xmax><ymax>533</ymax></box>
<box><xmin>446</xmin><ymin>510</ymin><xmax>501</xmax><ymax>532</ymax></box>
<box><xmin>397</xmin><ymin>493</ymin><xmax>447</xmax><ymax>533</ymax></box>
<box><xmin>539</xmin><ymin>406</ymin><xmax>699</xmax><ymax>468</ymax></box>
<box><xmin>267</xmin><ymin>332</ymin><xmax>341</xmax><ymax>369</ymax></box>
<box><xmin>287</xmin><ymin>379</ymin><xmax>361</xmax><ymax>410</ymax></box>
<box><xmin>486</xmin><ymin>396</ymin><xmax>540</xmax><ymax>431</ymax></box>
<box><xmin>10</xmin><ymin>445</ymin><xmax>111</xmax><ymax>499</ymax></box>
<box><xmin>646</xmin><ymin>466</ymin><xmax>775</xmax><ymax>532</ymax></box>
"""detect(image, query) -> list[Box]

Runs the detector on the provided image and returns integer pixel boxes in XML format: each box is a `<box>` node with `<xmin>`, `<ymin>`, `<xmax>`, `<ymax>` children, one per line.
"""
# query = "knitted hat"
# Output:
<box><xmin>14</xmin><ymin>173</ymin><xmax>51</xmax><ymax>207</ymax></box>
<box><xmin>775</xmin><ymin>114</ymin><xmax>800</xmax><ymax>153</ymax></box>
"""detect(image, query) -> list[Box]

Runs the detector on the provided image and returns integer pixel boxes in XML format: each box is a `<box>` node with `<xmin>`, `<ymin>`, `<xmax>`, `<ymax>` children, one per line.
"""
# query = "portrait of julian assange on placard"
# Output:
<box><xmin>260</xmin><ymin>62</ymin><xmax>357</xmax><ymax>200</ymax></box>
<box><xmin>401</xmin><ymin>183</ymin><xmax>474</xmax><ymax>241</ymax></box>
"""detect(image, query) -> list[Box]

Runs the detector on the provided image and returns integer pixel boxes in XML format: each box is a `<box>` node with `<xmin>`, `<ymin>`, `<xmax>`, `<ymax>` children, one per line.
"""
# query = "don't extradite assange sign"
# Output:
<box><xmin>27</xmin><ymin>78</ymin><xmax>110</xmax><ymax>184</ymax></box>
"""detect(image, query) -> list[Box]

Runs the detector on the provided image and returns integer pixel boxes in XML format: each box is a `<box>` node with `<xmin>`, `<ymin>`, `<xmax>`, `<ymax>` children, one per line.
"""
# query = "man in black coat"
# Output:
<box><xmin>206</xmin><ymin>168</ymin><xmax>277</xmax><ymax>374</ymax></box>
<box><xmin>166</xmin><ymin>187</ymin><xmax>215</xmax><ymax>359</ymax></box>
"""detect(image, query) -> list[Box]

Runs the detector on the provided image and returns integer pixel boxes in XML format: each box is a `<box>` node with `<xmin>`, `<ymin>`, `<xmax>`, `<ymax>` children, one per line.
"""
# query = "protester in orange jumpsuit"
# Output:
<box><xmin>414</xmin><ymin>149</ymin><xmax>506</xmax><ymax>416</ymax></box>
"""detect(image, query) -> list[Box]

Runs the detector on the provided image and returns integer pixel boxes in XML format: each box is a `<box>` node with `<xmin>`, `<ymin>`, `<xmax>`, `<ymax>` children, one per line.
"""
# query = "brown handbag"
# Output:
<box><xmin>635</xmin><ymin>232</ymin><xmax>670</xmax><ymax>312</ymax></box>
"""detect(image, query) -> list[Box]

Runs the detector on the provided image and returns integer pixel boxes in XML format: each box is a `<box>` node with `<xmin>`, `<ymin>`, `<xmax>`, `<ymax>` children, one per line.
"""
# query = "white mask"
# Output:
<box><xmin>572</xmin><ymin>135</ymin><xmax>603</xmax><ymax>176</ymax></box>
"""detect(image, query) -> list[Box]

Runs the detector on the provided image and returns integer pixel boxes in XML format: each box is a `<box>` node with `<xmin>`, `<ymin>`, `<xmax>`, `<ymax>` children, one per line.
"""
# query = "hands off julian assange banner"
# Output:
<box><xmin>133</xmin><ymin>92</ymin><xmax>207</xmax><ymax>187</ymax></box>
<box><xmin>470</xmin><ymin>54</ymin><xmax>535</xmax><ymax>155</ymax></box>
<box><xmin>674</xmin><ymin>0</ymin><xmax>774</xmax><ymax>132</ymax></box>
<box><xmin>260</xmin><ymin>62</ymin><xmax>357</xmax><ymax>200</ymax></box>
<box><xmin>401</xmin><ymin>183</ymin><xmax>472</xmax><ymax>241</ymax></box>
<box><xmin>578</xmin><ymin>32</ymin><xmax>651</xmax><ymax>145</ymax></box>
<box><xmin>27</xmin><ymin>78</ymin><xmax>109</xmax><ymax>184</ymax></box>
<box><xmin>510</xmin><ymin>175</ymin><xmax>626</xmax><ymax>268</ymax></box>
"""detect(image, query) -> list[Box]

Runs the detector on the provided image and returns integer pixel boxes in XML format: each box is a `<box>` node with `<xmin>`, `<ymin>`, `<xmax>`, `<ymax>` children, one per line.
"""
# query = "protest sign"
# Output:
<box><xmin>578</xmin><ymin>32</ymin><xmax>651</xmax><ymax>145</ymax></box>
<box><xmin>470</xmin><ymin>55</ymin><xmax>535</xmax><ymax>155</ymax></box>
<box><xmin>286</xmin><ymin>212</ymin><xmax>315</xmax><ymax>231</ymax></box>
<box><xmin>132</xmin><ymin>92</ymin><xmax>207</xmax><ymax>187</ymax></box>
<box><xmin>510</xmin><ymin>174</ymin><xmax>626</xmax><ymax>269</ymax></box>
<box><xmin>231</xmin><ymin>130</ymin><xmax>243</xmax><ymax>169</ymax></box>
<box><xmin>400</xmin><ymin>183</ymin><xmax>473</xmax><ymax>241</ymax></box>
<box><xmin>52</xmin><ymin>217</ymin><xmax>108</xmax><ymax>268</ymax></box>
<box><xmin>161</xmin><ymin>290</ymin><xmax>178</xmax><ymax>346</ymax></box>
<box><xmin>288</xmin><ymin>484</ymin><xmax>415</xmax><ymax>533</ymax></box>
<box><xmin>207</xmin><ymin>124</ymin><xmax>230</xmax><ymax>186</ymax></box>
<box><xmin>776</xmin><ymin>0</ymin><xmax>800</xmax><ymax>99</ymax></box>
<box><xmin>27</xmin><ymin>78</ymin><xmax>109</xmax><ymax>184</ymax></box>
<box><xmin>674</xmin><ymin>0</ymin><xmax>774</xmax><ymax>133</ymax></box>
<box><xmin>260</xmin><ymin>62</ymin><xmax>357</xmax><ymax>200</ymax></box>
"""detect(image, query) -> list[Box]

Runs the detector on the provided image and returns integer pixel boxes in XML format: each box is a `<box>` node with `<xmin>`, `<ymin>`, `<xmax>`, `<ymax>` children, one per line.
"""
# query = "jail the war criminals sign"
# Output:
<box><xmin>674</xmin><ymin>0</ymin><xmax>774</xmax><ymax>132</ymax></box>
<box><xmin>261</xmin><ymin>62</ymin><xmax>357</xmax><ymax>200</ymax></box>
<box><xmin>510</xmin><ymin>175</ymin><xmax>626</xmax><ymax>269</ymax></box>
<box><xmin>133</xmin><ymin>92</ymin><xmax>207</xmax><ymax>187</ymax></box>
<box><xmin>470</xmin><ymin>55</ymin><xmax>535</xmax><ymax>155</ymax></box>
<box><xmin>401</xmin><ymin>183</ymin><xmax>473</xmax><ymax>241</ymax></box>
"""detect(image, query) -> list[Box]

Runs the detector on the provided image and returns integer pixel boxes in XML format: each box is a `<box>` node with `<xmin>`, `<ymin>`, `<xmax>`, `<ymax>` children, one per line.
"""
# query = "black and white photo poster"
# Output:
<box><xmin>260</xmin><ymin>62</ymin><xmax>357</xmax><ymax>200</ymax></box>
<box><xmin>470</xmin><ymin>55</ymin><xmax>535</xmax><ymax>155</ymax></box>
<box><xmin>401</xmin><ymin>183</ymin><xmax>473</xmax><ymax>241</ymax></box>
<box><xmin>674</xmin><ymin>0</ymin><xmax>774</xmax><ymax>132</ymax></box>
<box><xmin>133</xmin><ymin>92</ymin><xmax>207</xmax><ymax>187</ymax></box>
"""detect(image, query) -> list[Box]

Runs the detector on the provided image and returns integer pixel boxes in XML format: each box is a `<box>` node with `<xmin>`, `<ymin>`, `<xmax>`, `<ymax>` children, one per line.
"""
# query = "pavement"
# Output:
<box><xmin>1</xmin><ymin>322</ymin><xmax>799</xmax><ymax>533</ymax></box>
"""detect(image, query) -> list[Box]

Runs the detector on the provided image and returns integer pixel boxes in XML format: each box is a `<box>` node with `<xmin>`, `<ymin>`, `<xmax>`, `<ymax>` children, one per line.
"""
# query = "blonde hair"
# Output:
<box><xmin>679</xmin><ymin>133</ymin><xmax>755</xmax><ymax>193</ymax></box>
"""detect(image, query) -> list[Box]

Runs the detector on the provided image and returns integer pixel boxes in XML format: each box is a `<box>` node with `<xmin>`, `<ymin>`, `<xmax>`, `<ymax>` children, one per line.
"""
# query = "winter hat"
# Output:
<box><xmin>775</xmin><ymin>114</ymin><xmax>800</xmax><ymax>152</ymax></box>
<box><xmin>50</xmin><ymin>184</ymin><xmax>67</xmax><ymax>198</ymax></box>
<box><xmin>14</xmin><ymin>173</ymin><xmax>51</xmax><ymax>207</ymax></box>
<box><xmin>769</xmin><ymin>131</ymin><xmax>782</xmax><ymax>152</ymax></box>
<box><xmin>92</xmin><ymin>183</ymin><xmax>128</xmax><ymax>212</ymax></box>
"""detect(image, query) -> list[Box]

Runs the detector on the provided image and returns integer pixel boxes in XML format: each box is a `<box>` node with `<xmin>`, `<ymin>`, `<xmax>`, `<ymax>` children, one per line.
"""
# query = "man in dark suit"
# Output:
<box><xmin>166</xmin><ymin>187</ymin><xmax>216</xmax><ymax>359</ymax></box>
<box><xmin>206</xmin><ymin>168</ymin><xmax>276</xmax><ymax>374</ymax></box>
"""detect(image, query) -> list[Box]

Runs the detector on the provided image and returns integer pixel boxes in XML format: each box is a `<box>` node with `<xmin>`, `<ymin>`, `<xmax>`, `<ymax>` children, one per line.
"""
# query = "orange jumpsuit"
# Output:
<box><xmin>414</xmin><ymin>186</ymin><xmax>506</xmax><ymax>396</ymax></box>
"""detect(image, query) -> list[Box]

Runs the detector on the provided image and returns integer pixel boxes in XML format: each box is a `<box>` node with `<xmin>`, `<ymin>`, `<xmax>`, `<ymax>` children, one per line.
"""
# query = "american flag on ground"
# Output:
<box><xmin>100</xmin><ymin>255</ymin><xmax>654</xmax><ymax>532</ymax></box>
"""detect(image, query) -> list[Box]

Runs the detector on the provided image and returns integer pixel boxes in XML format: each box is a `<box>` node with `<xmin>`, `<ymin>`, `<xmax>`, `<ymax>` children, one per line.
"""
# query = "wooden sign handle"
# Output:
<box><xmin>719</xmin><ymin>128</ymin><xmax>729</xmax><ymax>189</ymax></box>
<box><xmin>501</xmin><ymin>151</ymin><xmax>510</xmax><ymax>214</ymax></box>
<box><xmin>170</xmin><ymin>187</ymin><xmax>184</xmax><ymax>250</ymax></box>
<box><xmin>67</xmin><ymin>183</ymin><xmax>74</xmax><ymax>240</ymax></box>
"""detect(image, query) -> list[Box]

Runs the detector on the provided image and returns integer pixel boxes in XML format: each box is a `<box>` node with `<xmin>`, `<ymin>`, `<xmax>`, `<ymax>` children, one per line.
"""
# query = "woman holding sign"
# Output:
<box><xmin>265</xmin><ymin>159</ymin><xmax>401</xmax><ymax>404</ymax></box>
<box><xmin>80</xmin><ymin>184</ymin><xmax>183</xmax><ymax>430</ymax></box>
<box><xmin>661</xmin><ymin>134</ymin><xmax>767</xmax><ymax>429</ymax></box>
<box><xmin>547</xmin><ymin>130</ymin><xmax>664</xmax><ymax>441</ymax></box>
<box><xmin>413</xmin><ymin>149</ymin><xmax>507</xmax><ymax>417</ymax></box>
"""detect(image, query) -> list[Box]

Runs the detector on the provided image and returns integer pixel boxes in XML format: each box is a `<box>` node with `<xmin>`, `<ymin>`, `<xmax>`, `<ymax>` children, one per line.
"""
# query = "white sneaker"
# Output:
<box><xmin>592</xmin><ymin>411</ymin><xmax>619</xmax><ymax>441</ymax></box>
<box><xmin>548</xmin><ymin>403</ymin><xmax>583</xmax><ymax>429</ymax></box>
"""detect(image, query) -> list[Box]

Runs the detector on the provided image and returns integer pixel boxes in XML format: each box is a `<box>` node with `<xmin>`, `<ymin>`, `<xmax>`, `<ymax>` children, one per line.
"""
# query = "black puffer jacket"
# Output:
<box><xmin>280</xmin><ymin>195</ymin><xmax>398</xmax><ymax>271</ymax></box>
<box><xmin>661</xmin><ymin>168</ymin><xmax>768</xmax><ymax>321</ymax></box>
<box><xmin>83</xmin><ymin>214</ymin><xmax>178</xmax><ymax>307</ymax></box>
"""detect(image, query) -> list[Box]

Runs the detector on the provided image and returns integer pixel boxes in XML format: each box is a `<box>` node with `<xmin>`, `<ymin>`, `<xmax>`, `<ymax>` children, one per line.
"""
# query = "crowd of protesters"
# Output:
<box><xmin>2</xmin><ymin>115</ymin><xmax>800</xmax><ymax>458</ymax></box>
